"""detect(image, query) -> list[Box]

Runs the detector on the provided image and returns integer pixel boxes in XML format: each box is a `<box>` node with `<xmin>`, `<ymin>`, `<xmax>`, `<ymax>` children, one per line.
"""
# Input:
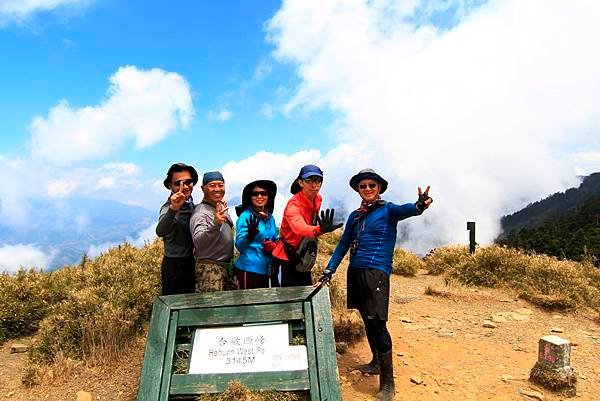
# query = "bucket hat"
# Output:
<box><xmin>163</xmin><ymin>163</ymin><xmax>199</xmax><ymax>189</ymax></box>
<box><xmin>349</xmin><ymin>168</ymin><xmax>388</xmax><ymax>194</ymax></box>
<box><xmin>235</xmin><ymin>180</ymin><xmax>277</xmax><ymax>216</ymax></box>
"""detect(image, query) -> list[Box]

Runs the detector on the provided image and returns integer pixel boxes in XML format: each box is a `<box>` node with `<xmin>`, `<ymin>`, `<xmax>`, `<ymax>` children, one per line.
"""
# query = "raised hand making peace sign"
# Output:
<box><xmin>416</xmin><ymin>185</ymin><xmax>433</xmax><ymax>211</ymax></box>
<box><xmin>169</xmin><ymin>180</ymin><xmax>187</xmax><ymax>211</ymax></box>
<box><xmin>214</xmin><ymin>200</ymin><xmax>230</xmax><ymax>225</ymax></box>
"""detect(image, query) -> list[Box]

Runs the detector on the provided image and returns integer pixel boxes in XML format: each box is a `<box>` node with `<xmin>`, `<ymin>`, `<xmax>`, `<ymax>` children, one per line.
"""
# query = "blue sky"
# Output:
<box><xmin>1</xmin><ymin>0</ymin><xmax>599</xmax><ymax>271</ymax></box>
<box><xmin>0</xmin><ymin>0</ymin><xmax>337</xmax><ymax>174</ymax></box>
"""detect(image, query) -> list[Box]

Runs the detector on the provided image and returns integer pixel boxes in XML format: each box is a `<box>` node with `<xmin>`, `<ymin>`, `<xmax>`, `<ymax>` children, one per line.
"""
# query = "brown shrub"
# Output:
<box><xmin>446</xmin><ymin>245</ymin><xmax>600</xmax><ymax>311</ymax></box>
<box><xmin>28</xmin><ymin>240</ymin><xmax>162</xmax><ymax>364</ymax></box>
<box><xmin>392</xmin><ymin>248</ymin><xmax>423</xmax><ymax>276</ymax></box>
<box><xmin>423</xmin><ymin>245</ymin><xmax>470</xmax><ymax>275</ymax></box>
<box><xmin>195</xmin><ymin>381</ymin><xmax>309</xmax><ymax>401</ymax></box>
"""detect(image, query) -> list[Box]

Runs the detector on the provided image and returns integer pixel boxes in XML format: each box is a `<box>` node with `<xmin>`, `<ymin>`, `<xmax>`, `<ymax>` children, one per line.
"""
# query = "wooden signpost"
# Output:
<box><xmin>137</xmin><ymin>286</ymin><xmax>341</xmax><ymax>401</ymax></box>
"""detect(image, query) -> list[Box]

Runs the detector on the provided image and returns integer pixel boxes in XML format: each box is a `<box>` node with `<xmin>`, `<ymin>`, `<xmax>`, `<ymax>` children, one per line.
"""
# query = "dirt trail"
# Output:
<box><xmin>338</xmin><ymin>273</ymin><xmax>600</xmax><ymax>401</ymax></box>
<box><xmin>1</xmin><ymin>272</ymin><xmax>599</xmax><ymax>400</ymax></box>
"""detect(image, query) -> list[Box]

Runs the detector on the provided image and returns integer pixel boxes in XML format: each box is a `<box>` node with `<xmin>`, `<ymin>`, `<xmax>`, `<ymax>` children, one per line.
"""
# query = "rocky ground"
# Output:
<box><xmin>1</xmin><ymin>271</ymin><xmax>599</xmax><ymax>400</ymax></box>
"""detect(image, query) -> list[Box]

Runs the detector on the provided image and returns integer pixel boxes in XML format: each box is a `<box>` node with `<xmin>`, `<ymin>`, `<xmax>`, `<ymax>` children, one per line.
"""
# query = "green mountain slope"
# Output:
<box><xmin>498</xmin><ymin>173</ymin><xmax>600</xmax><ymax>262</ymax></box>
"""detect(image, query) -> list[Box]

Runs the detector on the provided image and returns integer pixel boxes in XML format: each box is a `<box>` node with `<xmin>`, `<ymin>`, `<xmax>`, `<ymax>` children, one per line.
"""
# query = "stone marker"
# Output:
<box><xmin>9</xmin><ymin>344</ymin><xmax>28</xmax><ymax>353</ymax></box>
<box><xmin>529</xmin><ymin>335</ymin><xmax>576</xmax><ymax>395</ymax></box>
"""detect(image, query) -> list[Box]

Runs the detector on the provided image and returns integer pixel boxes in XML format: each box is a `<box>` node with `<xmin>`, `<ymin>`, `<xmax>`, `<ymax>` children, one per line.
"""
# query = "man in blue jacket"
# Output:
<box><xmin>318</xmin><ymin>169</ymin><xmax>432</xmax><ymax>401</ymax></box>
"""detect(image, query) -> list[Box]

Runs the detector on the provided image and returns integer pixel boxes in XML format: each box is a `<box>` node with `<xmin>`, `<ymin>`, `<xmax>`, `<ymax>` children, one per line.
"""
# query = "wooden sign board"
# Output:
<box><xmin>137</xmin><ymin>286</ymin><xmax>341</xmax><ymax>401</ymax></box>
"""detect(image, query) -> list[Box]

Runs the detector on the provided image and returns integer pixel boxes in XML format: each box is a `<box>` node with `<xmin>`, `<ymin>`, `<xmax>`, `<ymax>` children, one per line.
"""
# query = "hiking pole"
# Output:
<box><xmin>304</xmin><ymin>273</ymin><xmax>332</xmax><ymax>302</ymax></box>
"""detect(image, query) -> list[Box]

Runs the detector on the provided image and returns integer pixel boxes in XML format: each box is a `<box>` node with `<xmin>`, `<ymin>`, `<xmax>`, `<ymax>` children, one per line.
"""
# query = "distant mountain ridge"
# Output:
<box><xmin>498</xmin><ymin>173</ymin><xmax>600</xmax><ymax>262</ymax></box>
<box><xmin>0</xmin><ymin>197</ymin><xmax>155</xmax><ymax>269</ymax></box>
<box><xmin>500</xmin><ymin>173</ymin><xmax>600</xmax><ymax>234</ymax></box>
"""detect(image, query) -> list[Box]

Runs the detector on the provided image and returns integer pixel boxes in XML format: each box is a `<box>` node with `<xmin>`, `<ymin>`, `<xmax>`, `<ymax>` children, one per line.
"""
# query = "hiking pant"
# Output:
<box><xmin>161</xmin><ymin>256</ymin><xmax>195</xmax><ymax>295</ymax></box>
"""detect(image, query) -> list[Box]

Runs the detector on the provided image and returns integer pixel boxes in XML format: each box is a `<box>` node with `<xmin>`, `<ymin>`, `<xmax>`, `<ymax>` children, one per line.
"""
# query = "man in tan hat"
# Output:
<box><xmin>156</xmin><ymin>162</ymin><xmax>198</xmax><ymax>295</ymax></box>
<box><xmin>317</xmin><ymin>168</ymin><xmax>432</xmax><ymax>401</ymax></box>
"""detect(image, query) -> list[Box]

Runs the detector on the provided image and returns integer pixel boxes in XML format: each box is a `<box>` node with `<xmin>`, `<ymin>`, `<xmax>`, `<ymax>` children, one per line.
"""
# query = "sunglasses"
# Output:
<box><xmin>251</xmin><ymin>191</ymin><xmax>269</xmax><ymax>197</ymax></box>
<box><xmin>359</xmin><ymin>183</ymin><xmax>378</xmax><ymax>190</ymax></box>
<box><xmin>303</xmin><ymin>177</ymin><xmax>323</xmax><ymax>184</ymax></box>
<box><xmin>174</xmin><ymin>179</ymin><xmax>194</xmax><ymax>187</ymax></box>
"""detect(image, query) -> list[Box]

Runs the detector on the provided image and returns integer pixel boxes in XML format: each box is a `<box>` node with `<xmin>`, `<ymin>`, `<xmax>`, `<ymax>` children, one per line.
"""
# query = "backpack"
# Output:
<box><xmin>283</xmin><ymin>236</ymin><xmax>318</xmax><ymax>273</ymax></box>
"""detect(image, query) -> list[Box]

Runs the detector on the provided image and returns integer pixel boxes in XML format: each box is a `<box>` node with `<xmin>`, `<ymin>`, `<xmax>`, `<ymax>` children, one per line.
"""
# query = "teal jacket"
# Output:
<box><xmin>235</xmin><ymin>209</ymin><xmax>279</xmax><ymax>275</ymax></box>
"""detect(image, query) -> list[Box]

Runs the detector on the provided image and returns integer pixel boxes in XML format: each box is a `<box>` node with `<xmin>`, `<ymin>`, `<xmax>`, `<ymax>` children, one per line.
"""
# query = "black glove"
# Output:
<box><xmin>416</xmin><ymin>193</ymin><xmax>432</xmax><ymax>211</ymax></box>
<box><xmin>316</xmin><ymin>208</ymin><xmax>343</xmax><ymax>234</ymax></box>
<box><xmin>246</xmin><ymin>214</ymin><xmax>260</xmax><ymax>241</ymax></box>
<box><xmin>317</xmin><ymin>270</ymin><xmax>333</xmax><ymax>286</ymax></box>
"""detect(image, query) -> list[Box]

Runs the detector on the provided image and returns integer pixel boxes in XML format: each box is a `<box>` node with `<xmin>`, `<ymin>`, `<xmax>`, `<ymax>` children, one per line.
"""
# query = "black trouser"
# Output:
<box><xmin>361</xmin><ymin>312</ymin><xmax>392</xmax><ymax>353</ymax></box>
<box><xmin>348</xmin><ymin>268</ymin><xmax>392</xmax><ymax>353</ymax></box>
<box><xmin>161</xmin><ymin>255</ymin><xmax>195</xmax><ymax>295</ymax></box>
<box><xmin>272</xmin><ymin>257</ymin><xmax>312</xmax><ymax>287</ymax></box>
<box><xmin>235</xmin><ymin>268</ymin><xmax>270</xmax><ymax>289</ymax></box>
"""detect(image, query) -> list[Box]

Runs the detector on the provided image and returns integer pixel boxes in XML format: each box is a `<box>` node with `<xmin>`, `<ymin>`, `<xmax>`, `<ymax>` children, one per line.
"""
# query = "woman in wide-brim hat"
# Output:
<box><xmin>156</xmin><ymin>162</ymin><xmax>199</xmax><ymax>295</ymax></box>
<box><xmin>234</xmin><ymin>180</ymin><xmax>279</xmax><ymax>289</ymax></box>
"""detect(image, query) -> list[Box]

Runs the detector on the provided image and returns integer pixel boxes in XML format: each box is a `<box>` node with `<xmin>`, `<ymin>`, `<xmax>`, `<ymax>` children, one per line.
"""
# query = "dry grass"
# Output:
<box><xmin>318</xmin><ymin>231</ymin><xmax>342</xmax><ymax>256</ymax></box>
<box><xmin>0</xmin><ymin>268</ymin><xmax>76</xmax><ymax>344</ymax></box>
<box><xmin>2</xmin><ymin>236</ymin><xmax>363</xmax><ymax>385</ymax></box>
<box><xmin>423</xmin><ymin>245</ymin><xmax>470</xmax><ymax>275</ymax></box>
<box><xmin>194</xmin><ymin>381</ymin><xmax>309</xmax><ymax>401</ymax></box>
<box><xmin>26</xmin><ymin>240</ymin><xmax>162</xmax><ymax>365</ymax></box>
<box><xmin>312</xmin><ymin>249</ymin><xmax>365</xmax><ymax>345</ymax></box>
<box><xmin>427</xmin><ymin>244</ymin><xmax>600</xmax><ymax>312</ymax></box>
<box><xmin>529</xmin><ymin>362</ymin><xmax>577</xmax><ymax>396</ymax></box>
<box><xmin>392</xmin><ymin>248</ymin><xmax>423</xmax><ymax>276</ymax></box>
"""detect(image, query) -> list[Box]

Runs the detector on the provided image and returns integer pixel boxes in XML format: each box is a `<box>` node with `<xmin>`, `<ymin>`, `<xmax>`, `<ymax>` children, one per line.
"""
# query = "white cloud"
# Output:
<box><xmin>47</xmin><ymin>179</ymin><xmax>77</xmax><ymax>198</ymax></box>
<box><xmin>221</xmin><ymin>145</ymin><xmax>375</xmax><ymax>223</ymax></box>
<box><xmin>207</xmin><ymin>108</ymin><xmax>233</xmax><ymax>122</ymax></box>
<box><xmin>264</xmin><ymin>0</ymin><xmax>600</xmax><ymax>253</ymax></box>
<box><xmin>30</xmin><ymin>65</ymin><xmax>194</xmax><ymax>165</ymax></box>
<box><xmin>100</xmin><ymin>162</ymin><xmax>140</xmax><ymax>176</ymax></box>
<box><xmin>0</xmin><ymin>0</ymin><xmax>91</xmax><ymax>25</ymax></box>
<box><xmin>572</xmin><ymin>151</ymin><xmax>600</xmax><ymax>177</ymax></box>
<box><xmin>261</xmin><ymin>103</ymin><xmax>275</xmax><ymax>118</ymax></box>
<box><xmin>86</xmin><ymin>241</ymin><xmax>118</xmax><ymax>259</ymax></box>
<box><xmin>0</xmin><ymin>244</ymin><xmax>54</xmax><ymax>273</ymax></box>
<box><xmin>128</xmin><ymin>222</ymin><xmax>157</xmax><ymax>247</ymax></box>
<box><xmin>95</xmin><ymin>176</ymin><xmax>116</xmax><ymax>190</ymax></box>
<box><xmin>87</xmin><ymin>222</ymin><xmax>157</xmax><ymax>258</ymax></box>
<box><xmin>0</xmin><ymin>157</ymin><xmax>37</xmax><ymax>226</ymax></box>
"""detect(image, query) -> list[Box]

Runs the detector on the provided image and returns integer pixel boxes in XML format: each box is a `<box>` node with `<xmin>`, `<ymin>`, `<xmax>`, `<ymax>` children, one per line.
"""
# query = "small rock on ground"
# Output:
<box><xmin>76</xmin><ymin>391</ymin><xmax>93</xmax><ymax>401</ymax></box>
<box><xmin>519</xmin><ymin>388</ymin><xmax>544</xmax><ymax>400</ymax></box>
<box><xmin>9</xmin><ymin>344</ymin><xmax>28</xmax><ymax>354</ymax></box>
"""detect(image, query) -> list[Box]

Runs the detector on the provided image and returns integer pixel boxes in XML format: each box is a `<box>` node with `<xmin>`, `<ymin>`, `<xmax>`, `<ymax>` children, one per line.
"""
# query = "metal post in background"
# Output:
<box><xmin>467</xmin><ymin>221</ymin><xmax>476</xmax><ymax>254</ymax></box>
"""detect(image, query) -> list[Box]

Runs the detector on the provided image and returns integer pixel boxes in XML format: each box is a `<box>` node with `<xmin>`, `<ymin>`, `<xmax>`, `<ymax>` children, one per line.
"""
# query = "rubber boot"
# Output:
<box><xmin>376</xmin><ymin>350</ymin><xmax>395</xmax><ymax>401</ymax></box>
<box><xmin>355</xmin><ymin>353</ymin><xmax>379</xmax><ymax>374</ymax></box>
